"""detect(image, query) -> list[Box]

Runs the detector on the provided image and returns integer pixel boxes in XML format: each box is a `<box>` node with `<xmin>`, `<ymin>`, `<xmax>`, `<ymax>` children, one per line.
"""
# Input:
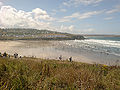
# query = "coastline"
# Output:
<box><xmin>0</xmin><ymin>40</ymin><xmax>93</xmax><ymax>64</ymax></box>
<box><xmin>0</xmin><ymin>40</ymin><xmax>120</xmax><ymax>66</ymax></box>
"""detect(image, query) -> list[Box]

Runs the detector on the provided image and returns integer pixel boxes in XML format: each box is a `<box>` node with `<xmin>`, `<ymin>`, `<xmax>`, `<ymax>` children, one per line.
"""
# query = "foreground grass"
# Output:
<box><xmin>0</xmin><ymin>57</ymin><xmax>120</xmax><ymax>90</ymax></box>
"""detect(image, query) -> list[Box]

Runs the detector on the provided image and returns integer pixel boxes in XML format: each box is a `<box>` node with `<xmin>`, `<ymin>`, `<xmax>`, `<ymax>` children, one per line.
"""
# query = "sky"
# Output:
<box><xmin>0</xmin><ymin>0</ymin><xmax>120</xmax><ymax>34</ymax></box>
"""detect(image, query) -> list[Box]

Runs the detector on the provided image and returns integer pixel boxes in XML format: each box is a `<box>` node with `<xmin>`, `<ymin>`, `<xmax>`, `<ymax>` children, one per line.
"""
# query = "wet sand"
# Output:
<box><xmin>0</xmin><ymin>40</ymin><xmax>120</xmax><ymax>65</ymax></box>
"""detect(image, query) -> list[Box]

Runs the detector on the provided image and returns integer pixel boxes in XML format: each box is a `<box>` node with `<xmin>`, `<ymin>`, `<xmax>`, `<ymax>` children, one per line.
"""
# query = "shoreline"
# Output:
<box><xmin>0</xmin><ymin>50</ymin><xmax>119</xmax><ymax>66</ymax></box>
<box><xmin>0</xmin><ymin>40</ymin><xmax>120</xmax><ymax>66</ymax></box>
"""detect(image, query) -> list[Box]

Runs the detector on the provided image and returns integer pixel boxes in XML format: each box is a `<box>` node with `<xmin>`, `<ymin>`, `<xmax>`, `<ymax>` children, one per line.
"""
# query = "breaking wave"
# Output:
<box><xmin>61</xmin><ymin>39</ymin><xmax>120</xmax><ymax>56</ymax></box>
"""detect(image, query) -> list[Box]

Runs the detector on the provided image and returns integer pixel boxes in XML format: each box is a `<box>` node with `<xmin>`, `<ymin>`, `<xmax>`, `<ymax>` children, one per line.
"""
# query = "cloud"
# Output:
<box><xmin>60</xmin><ymin>9</ymin><xmax>67</xmax><ymax>12</ymax></box>
<box><xmin>84</xmin><ymin>28</ymin><xmax>95</xmax><ymax>32</ymax></box>
<box><xmin>106</xmin><ymin>5</ymin><xmax>120</xmax><ymax>14</ymax></box>
<box><xmin>0</xmin><ymin>5</ymin><xmax>76</xmax><ymax>33</ymax></box>
<box><xmin>0</xmin><ymin>2</ymin><xmax>3</xmax><ymax>7</ymax></box>
<box><xmin>58</xmin><ymin>10</ymin><xmax>104</xmax><ymax>22</ymax></box>
<box><xmin>65</xmin><ymin>10</ymin><xmax>103</xmax><ymax>19</ymax></box>
<box><xmin>57</xmin><ymin>18</ymin><xmax>70</xmax><ymax>23</ymax></box>
<box><xmin>51</xmin><ymin>8</ymin><xmax>67</xmax><ymax>16</ymax></box>
<box><xmin>60</xmin><ymin>25</ymin><xmax>75</xmax><ymax>31</ymax></box>
<box><xmin>104</xmin><ymin>17</ymin><xmax>113</xmax><ymax>20</ymax></box>
<box><xmin>0</xmin><ymin>5</ymin><xmax>54</xmax><ymax>29</ymax></box>
<box><xmin>68</xmin><ymin>25</ymin><xmax>74</xmax><ymax>31</ymax></box>
<box><xmin>63</xmin><ymin>2</ymin><xmax>70</xmax><ymax>7</ymax></box>
<box><xmin>80</xmin><ymin>28</ymin><xmax>95</xmax><ymax>34</ymax></box>
<box><xmin>63</xmin><ymin>0</ymin><xmax>103</xmax><ymax>6</ymax></box>
<box><xmin>32</xmin><ymin>8</ymin><xmax>54</xmax><ymax>21</ymax></box>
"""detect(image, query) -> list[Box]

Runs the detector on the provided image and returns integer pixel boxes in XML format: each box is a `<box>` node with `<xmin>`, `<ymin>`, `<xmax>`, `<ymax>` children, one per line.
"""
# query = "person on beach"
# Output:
<box><xmin>69</xmin><ymin>57</ymin><xmax>72</xmax><ymax>62</ymax></box>
<box><xmin>19</xmin><ymin>56</ymin><xmax>22</xmax><ymax>58</ymax></box>
<box><xmin>14</xmin><ymin>53</ymin><xmax>18</xmax><ymax>58</ymax></box>
<box><xmin>59</xmin><ymin>55</ymin><xmax>62</xmax><ymax>60</ymax></box>
<box><xmin>3</xmin><ymin>52</ymin><xmax>7</xmax><ymax>58</ymax></box>
<box><xmin>8</xmin><ymin>54</ymin><xmax>10</xmax><ymax>58</ymax></box>
<box><xmin>0</xmin><ymin>52</ymin><xmax>2</xmax><ymax>57</ymax></box>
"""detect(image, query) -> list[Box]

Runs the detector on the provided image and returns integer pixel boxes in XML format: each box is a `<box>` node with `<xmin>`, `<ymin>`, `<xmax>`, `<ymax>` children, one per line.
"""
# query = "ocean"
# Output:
<box><xmin>56</xmin><ymin>36</ymin><xmax>120</xmax><ymax>65</ymax></box>
<box><xmin>84</xmin><ymin>36</ymin><xmax>120</xmax><ymax>56</ymax></box>
<box><xmin>57</xmin><ymin>36</ymin><xmax>120</xmax><ymax>56</ymax></box>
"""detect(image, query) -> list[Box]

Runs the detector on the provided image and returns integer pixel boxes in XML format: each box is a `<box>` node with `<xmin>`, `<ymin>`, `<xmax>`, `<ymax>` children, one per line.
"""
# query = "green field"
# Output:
<box><xmin>0</xmin><ymin>57</ymin><xmax>120</xmax><ymax>89</ymax></box>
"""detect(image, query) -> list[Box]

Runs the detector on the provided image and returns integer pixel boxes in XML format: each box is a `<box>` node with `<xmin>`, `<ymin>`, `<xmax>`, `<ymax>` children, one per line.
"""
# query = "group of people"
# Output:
<box><xmin>0</xmin><ymin>52</ymin><xmax>19</xmax><ymax>58</ymax></box>
<box><xmin>0</xmin><ymin>52</ymin><xmax>6</xmax><ymax>57</ymax></box>
<box><xmin>0</xmin><ymin>52</ymin><xmax>72</xmax><ymax>62</ymax></box>
<box><xmin>59</xmin><ymin>55</ymin><xmax>72</xmax><ymax>62</ymax></box>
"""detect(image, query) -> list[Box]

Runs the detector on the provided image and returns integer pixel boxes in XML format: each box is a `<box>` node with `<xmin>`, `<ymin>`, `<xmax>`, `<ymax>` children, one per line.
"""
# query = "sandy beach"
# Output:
<box><xmin>0</xmin><ymin>41</ymin><xmax>24</xmax><ymax>52</ymax></box>
<box><xmin>0</xmin><ymin>40</ymin><xmax>120</xmax><ymax>65</ymax></box>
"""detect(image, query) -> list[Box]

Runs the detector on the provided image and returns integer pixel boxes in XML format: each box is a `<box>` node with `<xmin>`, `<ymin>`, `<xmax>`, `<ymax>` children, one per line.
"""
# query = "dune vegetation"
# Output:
<box><xmin>0</xmin><ymin>57</ymin><xmax>120</xmax><ymax>90</ymax></box>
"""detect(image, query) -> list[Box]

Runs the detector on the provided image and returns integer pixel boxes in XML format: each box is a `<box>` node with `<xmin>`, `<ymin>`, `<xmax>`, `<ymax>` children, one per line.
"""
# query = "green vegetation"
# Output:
<box><xmin>0</xmin><ymin>57</ymin><xmax>120</xmax><ymax>89</ymax></box>
<box><xmin>0</xmin><ymin>28</ymin><xmax>85</xmax><ymax>40</ymax></box>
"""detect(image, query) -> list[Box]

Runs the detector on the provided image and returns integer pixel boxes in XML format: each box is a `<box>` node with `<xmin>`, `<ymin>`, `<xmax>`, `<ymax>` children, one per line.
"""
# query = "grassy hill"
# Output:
<box><xmin>0</xmin><ymin>28</ymin><xmax>84</xmax><ymax>40</ymax></box>
<box><xmin>0</xmin><ymin>57</ymin><xmax>120</xmax><ymax>89</ymax></box>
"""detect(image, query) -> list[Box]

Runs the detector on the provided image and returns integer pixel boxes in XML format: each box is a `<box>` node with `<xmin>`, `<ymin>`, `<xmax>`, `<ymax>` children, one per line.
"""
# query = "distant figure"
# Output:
<box><xmin>19</xmin><ymin>56</ymin><xmax>22</xmax><ymax>58</ymax></box>
<box><xmin>0</xmin><ymin>52</ymin><xmax>2</xmax><ymax>57</ymax></box>
<box><xmin>3</xmin><ymin>52</ymin><xmax>7</xmax><ymax>58</ymax></box>
<box><xmin>69</xmin><ymin>57</ymin><xmax>72</xmax><ymax>62</ymax></box>
<box><xmin>59</xmin><ymin>55</ymin><xmax>62</xmax><ymax>60</ymax></box>
<box><xmin>14</xmin><ymin>53</ymin><xmax>18</xmax><ymax>58</ymax></box>
<box><xmin>8</xmin><ymin>54</ymin><xmax>10</xmax><ymax>58</ymax></box>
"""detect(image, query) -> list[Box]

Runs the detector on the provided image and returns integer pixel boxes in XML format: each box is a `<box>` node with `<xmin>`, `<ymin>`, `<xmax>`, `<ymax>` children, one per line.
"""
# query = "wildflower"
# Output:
<box><xmin>103</xmin><ymin>64</ymin><xmax>108</xmax><ymax>68</ymax></box>
<box><xmin>101</xmin><ymin>64</ymin><xmax>108</xmax><ymax>76</ymax></box>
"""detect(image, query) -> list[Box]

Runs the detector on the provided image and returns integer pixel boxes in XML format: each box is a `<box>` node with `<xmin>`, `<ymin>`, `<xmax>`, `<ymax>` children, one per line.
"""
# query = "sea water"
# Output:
<box><xmin>56</xmin><ymin>36</ymin><xmax>120</xmax><ymax>65</ymax></box>
<box><xmin>84</xmin><ymin>36</ymin><xmax>120</xmax><ymax>56</ymax></box>
<box><xmin>59</xmin><ymin>36</ymin><xmax>120</xmax><ymax>56</ymax></box>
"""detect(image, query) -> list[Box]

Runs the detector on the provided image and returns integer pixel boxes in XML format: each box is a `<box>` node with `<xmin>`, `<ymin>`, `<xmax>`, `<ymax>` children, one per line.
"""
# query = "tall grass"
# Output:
<box><xmin>0</xmin><ymin>57</ymin><xmax>120</xmax><ymax>89</ymax></box>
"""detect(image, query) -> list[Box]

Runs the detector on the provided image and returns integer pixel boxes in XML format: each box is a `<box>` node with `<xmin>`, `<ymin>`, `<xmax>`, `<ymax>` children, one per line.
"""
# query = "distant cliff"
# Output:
<box><xmin>0</xmin><ymin>28</ymin><xmax>85</xmax><ymax>40</ymax></box>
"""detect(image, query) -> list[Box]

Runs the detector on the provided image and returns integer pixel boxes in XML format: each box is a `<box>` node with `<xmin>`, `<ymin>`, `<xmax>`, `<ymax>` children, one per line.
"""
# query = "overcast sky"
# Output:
<box><xmin>0</xmin><ymin>0</ymin><xmax>120</xmax><ymax>34</ymax></box>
